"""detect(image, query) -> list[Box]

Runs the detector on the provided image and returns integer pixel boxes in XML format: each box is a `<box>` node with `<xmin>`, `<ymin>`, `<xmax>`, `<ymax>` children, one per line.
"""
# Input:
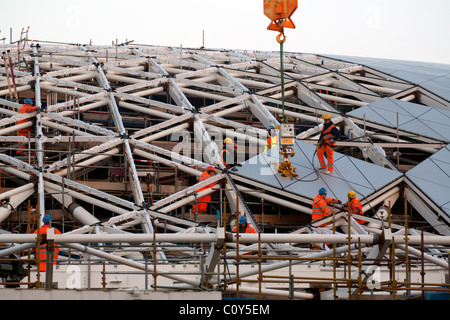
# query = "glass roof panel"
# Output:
<box><xmin>406</xmin><ymin>147</ymin><xmax>450</xmax><ymax>217</ymax></box>
<box><xmin>234</xmin><ymin>140</ymin><xmax>402</xmax><ymax>203</ymax></box>
<box><xmin>348</xmin><ymin>98</ymin><xmax>450</xmax><ymax>142</ymax></box>
<box><xmin>323</xmin><ymin>55</ymin><xmax>450</xmax><ymax>101</ymax></box>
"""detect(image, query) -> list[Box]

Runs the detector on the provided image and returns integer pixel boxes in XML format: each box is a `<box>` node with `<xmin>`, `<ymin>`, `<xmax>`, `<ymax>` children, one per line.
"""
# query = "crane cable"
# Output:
<box><xmin>278</xmin><ymin>33</ymin><xmax>286</xmax><ymax>124</ymax></box>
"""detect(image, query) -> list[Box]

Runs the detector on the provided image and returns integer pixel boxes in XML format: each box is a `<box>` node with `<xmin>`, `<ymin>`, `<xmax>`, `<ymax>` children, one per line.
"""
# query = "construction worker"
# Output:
<box><xmin>264</xmin><ymin>125</ymin><xmax>278</xmax><ymax>152</ymax></box>
<box><xmin>311</xmin><ymin>187</ymin><xmax>341</xmax><ymax>227</ymax></box>
<box><xmin>221</xmin><ymin>138</ymin><xmax>237</xmax><ymax>170</ymax></box>
<box><xmin>343</xmin><ymin>190</ymin><xmax>365</xmax><ymax>224</ymax></box>
<box><xmin>33</xmin><ymin>215</ymin><xmax>62</xmax><ymax>272</ymax></box>
<box><xmin>232</xmin><ymin>216</ymin><xmax>256</xmax><ymax>234</ymax></box>
<box><xmin>316</xmin><ymin>113</ymin><xmax>340</xmax><ymax>175</ymax></box>
<box><xmin>192</xmin><ymin>166</ymin><xmax>217</xmax><ymax>215</ymax></box>
<box><xmin>17</xmin><ymin>98</ymin><xmax>40</xmax><ymax>156</ymax></box>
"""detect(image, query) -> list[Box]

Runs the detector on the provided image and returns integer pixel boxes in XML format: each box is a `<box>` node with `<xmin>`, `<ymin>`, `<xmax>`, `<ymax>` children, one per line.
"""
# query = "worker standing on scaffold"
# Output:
<box><xmin>33</xmin><ymin>215</ymin><xmax>62</xmax><ymax>272</ymax></box>
<box><xmin>316</xmin><ymin>113</ymin><xmax>340</xmax><ymax>175</ymax></box>
<box><xmin>192</xmin><ymin>166</ymin><xmax>217</xmax><ymax>215</ymax></box>
<box><xmin>17</xmin><ymin>98</ymin><xmax>41</xmax><ymax>156</ymax></box>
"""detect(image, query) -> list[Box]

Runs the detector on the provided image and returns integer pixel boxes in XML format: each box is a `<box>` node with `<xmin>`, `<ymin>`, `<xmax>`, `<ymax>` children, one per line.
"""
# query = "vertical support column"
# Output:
<box><xmin>44</xmin><ymin>228</ymin><xmax>55</xmax><ymax>290</ymax></box>
<box><xmin>404</xmin><ymin>194</ymin><xmax>410</xmax><ymax>296</ymax></box>
<box><xmin>45</xmin><ymin>233</ymin><xmax>55</xmax><ymax>290</ymax></box>
<box><xmin>32</xmin><ymin>44</ymin><xmax>45</xmax><ymax>228</ymax></box>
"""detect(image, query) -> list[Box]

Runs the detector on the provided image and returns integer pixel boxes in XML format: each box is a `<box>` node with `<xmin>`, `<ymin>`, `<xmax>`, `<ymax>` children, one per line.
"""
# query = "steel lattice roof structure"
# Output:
<box><xmin>1</xmin><ymin>40</ymin><xmax>450</xmax><ymax>299</ymax></box>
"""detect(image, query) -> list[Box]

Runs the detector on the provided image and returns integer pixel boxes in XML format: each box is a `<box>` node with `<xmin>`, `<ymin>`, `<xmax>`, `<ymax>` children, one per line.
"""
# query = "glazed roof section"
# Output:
<box><xmin>347</xmin><ymin>97</ymin><xmax>450</xmax><ymax>142</ymax></box>
<box><xmin>235</xmin><ymin>140</ymin><xmax>403</xmax><ymax>203</ymax></box>
<box><xmin>406</xmin><ymin>146</ymin><xmax>450</xmax><ymax>217</ymax></box>
<box><xmin>324</xmin><ymin>55</ymin><xmax>450</xmax><ymax>102</ymax></box>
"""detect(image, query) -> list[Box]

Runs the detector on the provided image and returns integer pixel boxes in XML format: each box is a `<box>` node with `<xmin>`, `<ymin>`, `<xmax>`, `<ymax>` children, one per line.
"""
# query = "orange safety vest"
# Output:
<box><xmin>264</xmin><ymin>136</ymin><xmax>278</xmax><ymax>151</ymax></box>
<box><xmin>18</xmin><ymin>104</ymin><xmax>39</xmax><ymax>125</ymax></box>
<box><xmin>233</xmin><ymin>224</ymin><xmax>256</xmax><ymax>234</ymax></box>
<box><xmin>321</xmin><ymin>124</ymin><xmax>337</xmax><ymax>147</ymax></box>
<box><xmin>192</xmin><ymin>170</ymin><xmax>216</xmax><ymax>214</ymax></box>
<box><xmin>312</xmin><ymin>194</ymin><xmax>338</xmax><ymax>225</ymax></box>
<box><xmin>221</xmin><ymin>149</ymin><xmax>230</xmax><ymax>168</ymax></box>
<box><xmin>198</xmin><ymin>171</ymin><xmax>215</xmax><ymax>191</ymax></box>
<box><xmin>345</xmin><ymin>197</ymin><xmax>364</xmax><ymax>224</ymax></box>
<box><xmin>33</xmin><ymin>224</ymin><xmax>62</xmax><ymax>272</ymax></box>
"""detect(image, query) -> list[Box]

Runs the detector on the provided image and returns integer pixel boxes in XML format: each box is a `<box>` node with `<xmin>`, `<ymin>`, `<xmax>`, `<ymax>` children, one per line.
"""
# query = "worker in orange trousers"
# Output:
<box><xmin>33</xmin><ymin>215</ymin><xmax>62</xmax><ymax>272</ymax></box>
<box><xmin>192</xmin><ymin>166</ymin><xmax>217</xmax><ymax>215</ymax></box>
<box><xmin>316</xmin><ymin>113</ymin><xmax>340</xmax><ymax>175</ymax></box>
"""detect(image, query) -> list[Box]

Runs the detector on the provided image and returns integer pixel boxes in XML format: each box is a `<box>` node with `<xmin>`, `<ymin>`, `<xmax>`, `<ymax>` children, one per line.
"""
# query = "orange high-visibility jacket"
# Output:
<box><xmin>344</xmin><ymin>197</ymin><xmax>364</xmax><ymax>224</ymax></box>
<box><xmin>18</xmin><ymin>104</ymin><xmax>39</xmax><ymax>125</ymax></box>
<box><xmin>312</xmin><ymin>194</ymin><xmax>339</xmax><ymax>222</ymax></box>
<box><xmin>233</xmin><ymin>224</ymin><xmax>256</xmax><ymax>234</ymax></box>
<box><xmin>198</xmin><ymin>171</ymin><xmax>215</xmax><ymax>191</ymax></box>
<box><xmin>33</xmin><ymin>224</ymin><xmax>62</xmax><ymax>272</ymax></box>
<box><xmin>193</xmin><ymin>170</ymin><xmax>216</xmax><ymax>214</ymax></box>
<box><xmin>321</xmin><ymin>123</ymin><xmax>338</xmax><ymax>147</ymax></box>
<box><xmin>221</xmin><ymin>149</ymin><xmax>230</xmax><ymax>167</ymax></box>
<box><xmin>264</xmin><ymin>136</ymin><xmax>278</xmax><ymax>152</ymax></box>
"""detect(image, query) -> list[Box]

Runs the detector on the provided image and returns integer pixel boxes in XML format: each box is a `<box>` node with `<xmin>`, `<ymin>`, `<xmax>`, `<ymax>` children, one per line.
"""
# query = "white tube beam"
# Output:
<box><xmin>237</xmin><ymin>184</ymin><xmax>311</xmax><ymax>214</ymax></box>
<box><xmin>225</xmin><ymin>284</ymin><xmax>314</xmax><ymax>300</ymax></box>
<box><xmin>62</xmin><ymin>242</ymin><xmax>199</xmax><ymax>288</ymax></box>
<box><xmin>0</xmin><ymin>232</ymin><xmax>447</xmax><ymax>245</ymax></box>
<box><xmin>0</xmin><ymin>187</ymin><xmax>35</xmax><ymax>223</ymax></box>
<box><xmin>0</xmin><ymin>183</ymin><xmax>34</xmax><ymax>201</ymax></box>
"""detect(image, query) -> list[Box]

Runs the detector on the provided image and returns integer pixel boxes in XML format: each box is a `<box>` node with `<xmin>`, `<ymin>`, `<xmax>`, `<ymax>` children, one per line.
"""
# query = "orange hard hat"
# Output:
<box><xmin>206</xmin><ymin>166</ymin><xmax>216</xmax><ymax>173</ymax></box>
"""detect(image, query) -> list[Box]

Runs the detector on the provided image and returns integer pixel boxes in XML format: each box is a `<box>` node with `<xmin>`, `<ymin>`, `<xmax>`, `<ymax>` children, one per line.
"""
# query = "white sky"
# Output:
<box><xmin>2</xmin><ymin>0</ymin><xmax>450</xmax><ymax>64</ymax></box>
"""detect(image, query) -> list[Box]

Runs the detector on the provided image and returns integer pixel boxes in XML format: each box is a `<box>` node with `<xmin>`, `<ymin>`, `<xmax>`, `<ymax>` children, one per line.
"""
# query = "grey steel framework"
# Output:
<box><xmin>1</xmin><ymin>39</ymin><xmax>450</xmax><ymax>299</ymax></box>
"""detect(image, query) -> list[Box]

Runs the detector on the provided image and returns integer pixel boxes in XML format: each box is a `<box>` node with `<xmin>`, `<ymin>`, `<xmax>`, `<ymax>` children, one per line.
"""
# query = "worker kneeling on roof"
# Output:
<box><xmin>343</xmin><ymin>190</ymin><xmax>365</xmax><ymax>224</ymax></box>
<box><xmin>192</xmin><ymin>166</ymin><xmax>217</xmax><ymax>215</ymax></box>
<box><xmin>316</xmin><ymin>113</ymin><xmax>340</xmax><ymax>175</ymax></box>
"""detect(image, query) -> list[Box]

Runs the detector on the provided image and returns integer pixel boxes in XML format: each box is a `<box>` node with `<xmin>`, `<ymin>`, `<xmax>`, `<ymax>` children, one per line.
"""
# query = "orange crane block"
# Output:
<box><xmin>264</xmin><ymin>0</ymin><xmax>298</xmax><ymax>34</ymax></box>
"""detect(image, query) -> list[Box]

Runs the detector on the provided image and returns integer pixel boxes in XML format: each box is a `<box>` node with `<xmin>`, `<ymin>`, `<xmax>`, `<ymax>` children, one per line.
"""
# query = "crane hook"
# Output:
<box><xmin>276</xmin><ymin>32</ymin><xmax>286</xmax><ymax>44</ymax></box>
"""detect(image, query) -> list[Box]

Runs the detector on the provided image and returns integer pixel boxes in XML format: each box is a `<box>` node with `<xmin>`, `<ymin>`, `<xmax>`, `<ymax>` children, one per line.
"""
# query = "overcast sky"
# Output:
<box><xmin>2</xmin><ymin>0</ymin><xmax>450</xmax><ymax>64</ymax></box>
